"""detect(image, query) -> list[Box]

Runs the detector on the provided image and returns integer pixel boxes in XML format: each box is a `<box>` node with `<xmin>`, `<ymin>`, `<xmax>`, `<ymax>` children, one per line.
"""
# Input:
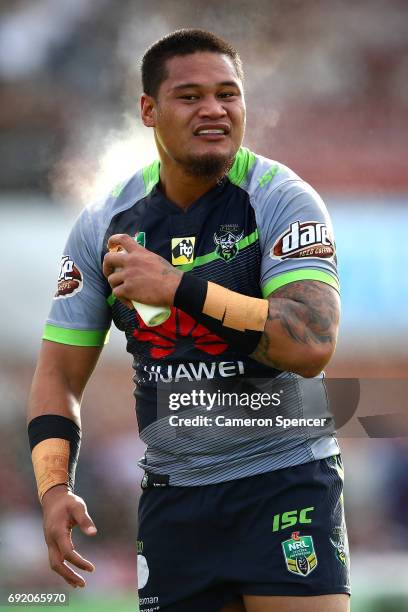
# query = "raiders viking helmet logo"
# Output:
<box><xmin>214</xmin><ymin>230</ymin><xmax>244</xmax><ymax>261</ymax></box>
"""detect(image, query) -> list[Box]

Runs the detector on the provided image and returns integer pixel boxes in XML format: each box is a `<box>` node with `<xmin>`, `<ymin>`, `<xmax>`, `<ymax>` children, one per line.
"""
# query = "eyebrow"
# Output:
<box><xmin>171</xmin><ymin>81</ymin><xmax>240</xmax><ymax>91</ymax></box>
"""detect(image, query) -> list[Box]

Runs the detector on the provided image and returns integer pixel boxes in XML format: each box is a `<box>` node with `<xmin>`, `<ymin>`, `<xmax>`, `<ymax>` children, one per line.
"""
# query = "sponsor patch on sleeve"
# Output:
<box><xmin>54</xmin><ymin>255</ymin><xmax>83</xmax><ymax>299</ymax></box>
<box><xmin>271</xmin><ymin>221</ymin><xmax>335</xmax><ymax>260</ymax></box>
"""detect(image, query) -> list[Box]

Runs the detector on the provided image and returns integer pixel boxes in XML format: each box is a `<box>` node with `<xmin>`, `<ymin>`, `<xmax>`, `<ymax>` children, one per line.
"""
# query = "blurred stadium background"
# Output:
<box><xmin>0</xmin><ymin>1</ymin><xmax>407</xmax><ymax>610</ymax></box>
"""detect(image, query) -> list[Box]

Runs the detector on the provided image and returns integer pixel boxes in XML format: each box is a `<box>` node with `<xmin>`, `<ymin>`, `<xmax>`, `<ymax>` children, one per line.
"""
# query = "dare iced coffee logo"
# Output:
<box><xmin>271</xmin><ymin>221</ymin><xmax>335</xmax><ymax>260</ymax></box>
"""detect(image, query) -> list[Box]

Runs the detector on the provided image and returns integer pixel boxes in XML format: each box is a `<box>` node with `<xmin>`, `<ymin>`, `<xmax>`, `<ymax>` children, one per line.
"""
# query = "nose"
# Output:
<box><xmin>197</xmin><ymin>95</ymin><xmax>227</xmax><ymax>119</ymax></box>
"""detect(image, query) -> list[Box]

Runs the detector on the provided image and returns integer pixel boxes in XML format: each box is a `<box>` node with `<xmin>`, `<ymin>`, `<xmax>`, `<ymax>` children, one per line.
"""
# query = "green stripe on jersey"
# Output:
<box><xmin>228</xmin><ymin>147</ymin><xmax>256</xmax><ymax>186</ymax></box>
<box><xmin>110</xmin><ymin>180</ymin><xmax>126</xmax><ymax>198</ymax></box>
<box><xmin>107</xmin><ymin>230</ymin><xmax>259</xmax><ymax>303</ymax></box>
<box><xmin>262</xmin><ymin>270</ymin><xmax>339</xmax><ymax>297</ymax></box>
<box><xmin>43</xmin><ymin>324</ymin><xmax>110</xmax><ymax>346</ymax></box>
<box><xmin>141</xmin><ymin>147</ymin><xmax>255</xmax><ymax>195</ymax></box>
<box><xmin>177</xmin><ymin>229</ymin><xmax>259</xmax><ymax>272</ymax></box>
<box><xmin>142</xmin><ymin>160</ymin><xmax>160</xmax><ymax>194</ymax></box>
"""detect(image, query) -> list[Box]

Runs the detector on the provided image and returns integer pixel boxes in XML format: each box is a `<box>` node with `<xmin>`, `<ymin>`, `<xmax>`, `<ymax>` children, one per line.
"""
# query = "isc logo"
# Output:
<box><xmin>172</xmin><ymin>237</ymin><xmax>196</xmax><ymax>265</ymax></box>
<box><xmin>271</xmin><ymin>221</ymin><xmax>335</xmax><ymax>260</ymax></box>
<box><xmin>272</xmin><ymin>506</ymin><xmax>314</xmax><ymax>532</ymax></box>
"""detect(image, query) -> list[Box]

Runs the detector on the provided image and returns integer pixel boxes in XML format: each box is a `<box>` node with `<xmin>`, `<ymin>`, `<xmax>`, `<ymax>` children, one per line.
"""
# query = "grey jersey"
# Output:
<box><xmin>45</xmin><ymin>147</ymin><xmax>340</xmax><ymax>485</ymax></box>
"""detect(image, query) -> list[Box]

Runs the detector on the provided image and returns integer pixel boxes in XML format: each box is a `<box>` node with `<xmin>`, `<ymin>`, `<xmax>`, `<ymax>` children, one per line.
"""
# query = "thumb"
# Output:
<box><xmin>71</xmin><ymin>503</ymin><xmax>98</xmax><ymax>536</ymax></box>
<box><xmin>108</xmin><ymin>233</ymin><xmax>138</xmax><ymax>252</ymax></box>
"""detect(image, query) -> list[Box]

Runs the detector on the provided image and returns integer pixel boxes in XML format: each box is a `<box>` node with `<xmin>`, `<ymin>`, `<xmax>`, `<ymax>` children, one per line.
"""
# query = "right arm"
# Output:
<box><xmin>29</xmin><ymin>197</ymin><xmax>113</xmax><ymax>588</ymax></box>
<box><xmin>28</xmin><ymin>340</ymin><xmax>102</xmax><ymax>588</ymax></box>
<box><xmin>28</xmin><ymin>340</ymin><xmax>102</xmax><ymax>424</ymax></box>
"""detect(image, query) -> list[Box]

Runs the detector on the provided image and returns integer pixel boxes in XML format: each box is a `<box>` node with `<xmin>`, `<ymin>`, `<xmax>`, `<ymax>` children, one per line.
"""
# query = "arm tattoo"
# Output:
<box><xmin>270</xmin><ymin>281</ymin><xmax>338</xmax><ymax>345</ymax></box>
<box><xmin>161</xmin><ymin>260</ymin><xmax>182</xmax><ymax>278</ymax></box>
<box><xmin>252</xmin><ymin>331</ymin><xmax>274</xmax><ymax>366</ymax></box>
<box><xmin>251</xmin><ymin>280</ymin><xmax>340</xmax><ymax>369</ymax></box>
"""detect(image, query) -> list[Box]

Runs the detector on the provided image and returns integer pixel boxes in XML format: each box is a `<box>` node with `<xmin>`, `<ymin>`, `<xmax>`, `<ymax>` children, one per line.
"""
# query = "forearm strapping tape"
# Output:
<box><xmin>174</xmin><ymin>273</ymin><xmax>268</xmax><ymax>353</ymax></box>
<box><xmin>28</xmin><ymin>415</ymin><xmax>81</xmax><ymax>502</ymax></box>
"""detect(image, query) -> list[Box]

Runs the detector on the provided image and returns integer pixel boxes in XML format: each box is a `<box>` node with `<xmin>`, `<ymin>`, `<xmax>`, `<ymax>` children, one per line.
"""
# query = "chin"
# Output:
<box><xmin>182</xmin><ymin>148</ymin><xmax>237</xmax><ymax>180</ymax></box>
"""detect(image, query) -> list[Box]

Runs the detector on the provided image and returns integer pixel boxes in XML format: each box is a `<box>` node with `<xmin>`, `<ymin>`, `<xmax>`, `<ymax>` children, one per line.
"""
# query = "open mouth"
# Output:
<box><xmin>193</xmin><ymin>124</ymin><xmax>231</xmax><ymax>137</ymax></box>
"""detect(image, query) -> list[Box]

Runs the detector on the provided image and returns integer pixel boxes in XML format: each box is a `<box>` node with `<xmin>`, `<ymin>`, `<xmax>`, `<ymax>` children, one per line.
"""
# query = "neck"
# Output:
<box><xmin>155</xmin><ymin>136</ymin><xmax>232</xmax><ymax>209</ymax></box>
<box><xmin>159</xmin><ymin>163</ymin><xmax>222</xmax><ymax>210</ymax></box>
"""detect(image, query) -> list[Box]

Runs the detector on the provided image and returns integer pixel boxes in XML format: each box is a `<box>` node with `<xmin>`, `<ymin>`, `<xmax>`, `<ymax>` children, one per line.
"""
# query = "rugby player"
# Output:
<box><xmin>28</xmin><ymin>29</ymin><xmax>350</xmax><ymax>612</ymax></box>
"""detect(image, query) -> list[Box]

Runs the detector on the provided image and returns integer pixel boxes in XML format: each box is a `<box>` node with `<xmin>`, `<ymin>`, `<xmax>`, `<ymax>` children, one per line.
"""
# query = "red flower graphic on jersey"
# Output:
<box><xmin>133</xmin><ymin>308</ymin><xmax>228</xmax><ymax>359</ymax></box>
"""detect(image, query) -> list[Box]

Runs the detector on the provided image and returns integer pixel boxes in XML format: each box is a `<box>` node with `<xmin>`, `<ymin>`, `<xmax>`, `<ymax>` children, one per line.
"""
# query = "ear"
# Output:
<box><xmin>141</xmin><ymin>94</ymin><xmax>157</xmax><ymax>128</ymax></box>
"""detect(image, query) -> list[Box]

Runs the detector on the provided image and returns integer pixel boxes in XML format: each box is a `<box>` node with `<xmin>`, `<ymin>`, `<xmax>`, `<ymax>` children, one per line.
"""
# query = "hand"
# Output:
<box><xmin>42</xmin><ymin>485</ymin><xmax>97</xmax><ymax>588</ymax></box>
<box><xmin>103</xmin><ymin>234</ymin><xmax>182</xmax><ymax>308</ymax></box>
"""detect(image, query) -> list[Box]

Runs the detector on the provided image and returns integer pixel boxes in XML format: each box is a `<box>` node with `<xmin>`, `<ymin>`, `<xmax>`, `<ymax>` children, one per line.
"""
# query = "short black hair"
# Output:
<box><xmin>141</xmin><ymin>29</ymin><xmax>243</xmax><ymax>98</ymax></box>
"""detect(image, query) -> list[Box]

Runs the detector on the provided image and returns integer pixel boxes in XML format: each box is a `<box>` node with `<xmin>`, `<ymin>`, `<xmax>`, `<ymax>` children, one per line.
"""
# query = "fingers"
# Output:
<box><xmin>102</xmin><ymin>252</ymin><xmax>127</xmax><ymax>278</ymax></box>
<box><xmin>70</xmin><ymin>503</ymin><xmax>98</xmax><ymax>537</ymax></box>
<box><xmin>103</xmin><ymin>234</ymin><xmax>153</xmax><ymax>279</ymax></box>
<box><xmin>64</xmin><ymin>548</ymin><xmax>95</xmax><ymax>572</ymax></box>
<box><xmin>48</xmin><ymin>544</ymin><xmax>87</xmax><ymax>588</ymax></box>
<box><xmin>104</xmin><ymin>233</ymin><xmax>146</xmax><ymax>277</ymax></box>
<box><xmin>112</xmin><ymin>285</ymin><xmax>137</xmax><ymax>311</ymax></box>
<box><xmin>105</xmin><ymin>269</ymin><xmax>124</xmax><ymax>288</ymax></box>
<box><xmin>50</xmin><ymin>524</ymin><xmax>95</xmax><ymax>586</ymax></box>
<box><xmin>108</xmin><ymin>233</ymin><xmax>139</xmax><ymax>251</ymax></box>
<box><xmin>105</xmin><ymin>271</ymin><xmax>136</xmax><ymax>309</ymax></box>
<box><xmin>45</xmin><ymin>496</ymin><xmax>97</xmax><ymax>588</ymax></box>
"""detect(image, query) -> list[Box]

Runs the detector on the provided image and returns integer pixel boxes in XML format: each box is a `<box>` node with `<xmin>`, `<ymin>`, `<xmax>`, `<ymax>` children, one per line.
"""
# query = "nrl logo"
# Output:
<box><xmin>214</xmin><ymin>229</ymin><xmax>244</xmax><ymax>262</ymax></box>
<box><xmin>281</xmin><ymin>532</ymin><xmax>318</xmax><ymax>577</ymax></box>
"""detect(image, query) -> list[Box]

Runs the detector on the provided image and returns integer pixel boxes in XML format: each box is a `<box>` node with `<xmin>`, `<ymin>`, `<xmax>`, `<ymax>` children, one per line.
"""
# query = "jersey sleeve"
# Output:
<box><xmin>43</xmin><ymin>204</ymin><xmax>112</xmax><ymax>346</ymax></box>
<box><xmin>256</xmin><ymin>179</ymin><xmax>339</xmax><ymax>297</ymax></box>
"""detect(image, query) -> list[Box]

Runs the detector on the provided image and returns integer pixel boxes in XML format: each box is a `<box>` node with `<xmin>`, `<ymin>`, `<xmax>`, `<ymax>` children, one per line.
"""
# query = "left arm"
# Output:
<box><xmin>250</xmin><ymin>280</ymin><xmax>340</xmax><ymax>377</ymax></box>
<box><xmin>103</xmin><ymin>235</ymin><xmax>339</xmax><ymax>377</ymax></box>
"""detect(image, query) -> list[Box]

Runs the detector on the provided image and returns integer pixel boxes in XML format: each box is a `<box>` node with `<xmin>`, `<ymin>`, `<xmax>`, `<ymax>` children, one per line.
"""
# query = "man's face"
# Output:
<box><xmin>142</xmin><ymin>52</ymin><xmax>246</xmax><ymax>179</ymax></box>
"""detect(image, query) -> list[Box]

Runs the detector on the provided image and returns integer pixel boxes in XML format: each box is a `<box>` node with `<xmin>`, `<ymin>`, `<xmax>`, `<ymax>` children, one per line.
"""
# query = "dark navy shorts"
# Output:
<box><xmin>137</xmin><ymin>456</ymin><xmax>351</xmax><ymax>611</ymax></box>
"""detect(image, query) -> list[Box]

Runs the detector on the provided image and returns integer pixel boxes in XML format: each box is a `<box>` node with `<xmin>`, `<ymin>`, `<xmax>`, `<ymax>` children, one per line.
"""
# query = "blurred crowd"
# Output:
<box><xmin>0</xmin><ymin>0</ymin><xmax>407</xmax><ymax>197</ymax></box>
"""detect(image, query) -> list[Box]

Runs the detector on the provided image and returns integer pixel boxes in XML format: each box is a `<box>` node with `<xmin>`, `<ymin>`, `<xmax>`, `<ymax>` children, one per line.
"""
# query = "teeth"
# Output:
<box><xmin>198</xmin><ymin>129</ymin><xmax>225</xmax><ymax>135</ymax></box>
